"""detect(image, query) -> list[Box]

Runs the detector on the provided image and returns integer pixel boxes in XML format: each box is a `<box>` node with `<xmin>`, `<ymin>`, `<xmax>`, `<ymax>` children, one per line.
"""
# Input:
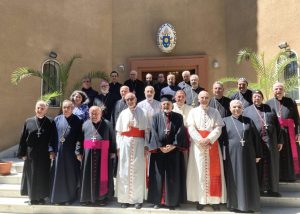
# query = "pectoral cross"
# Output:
<box><xmin>91</xmin><ymin>136</ymin><xmax>97</xmax><ymax>142</ymax></box>
<box><xmin>240</xmin><ymin>139</ymin><xmax>245</xmax><ymax>146</ymax></box>
<box><xmin>37</xmin><ymin>130</ymin><xmax>41</xmax><ymax>138</ymax></box>
<box><xmin>164</xmin><ymin>128</ymin><xmax>170</xmax><ymax>135</ymax></box>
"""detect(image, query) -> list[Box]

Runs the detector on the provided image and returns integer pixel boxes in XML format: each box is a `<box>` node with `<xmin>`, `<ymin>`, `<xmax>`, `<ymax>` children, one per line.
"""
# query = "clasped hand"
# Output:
<box><xmin>160</xmin><ymin>144</ymin><xmax>176</xmax><ymax>153</ymax></box>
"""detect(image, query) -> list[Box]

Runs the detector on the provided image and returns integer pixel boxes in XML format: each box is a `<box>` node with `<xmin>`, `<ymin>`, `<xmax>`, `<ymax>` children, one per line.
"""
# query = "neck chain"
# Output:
<box><xmin>60</xmin><ymin>116</ymin><xmax>72</xmax><ymax>143</ymax></box>
<box><xmin>253</xmin><ymin>105</ymin><xmax>268</xmax><ymax>129</ymax></box>
<box><xmin>101</xmin><ymin>93</ymin><xmax>109</xmax><ymax>105</ymax></box>
<box><xmin>91</xmin><ymin>120</ymin><xmax>101</xmax><ymax>142</ymax></box>
<box><xmin>190</xmin><ymin>87</ymin><xmax>197</xmax><ymax>107</ymax></box>
<box><xmin>230</xmin><ymin>116</ymin><xmax>246</xmax><ymax>146</ymax></box>
<box><xmin>35</xmin><ymin>116</ymin><xmax>46</xmax><ymax>138</ymax></box>
<box><xmin>162</xmin><ymin>112</ymin><xmax>171</xmax><ymax>135</ymax></box>
<box><xmin>274</xmin><ymin>98</ymin><xmax>283</xmax><ymax>118</ymax></box>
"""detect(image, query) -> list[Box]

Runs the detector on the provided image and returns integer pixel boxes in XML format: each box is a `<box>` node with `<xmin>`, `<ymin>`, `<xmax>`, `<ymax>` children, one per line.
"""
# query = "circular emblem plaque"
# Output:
<box><xmin>157</xmin><ymin>23</ymin><xmax>177</xmax><ymax>53</ymax></box>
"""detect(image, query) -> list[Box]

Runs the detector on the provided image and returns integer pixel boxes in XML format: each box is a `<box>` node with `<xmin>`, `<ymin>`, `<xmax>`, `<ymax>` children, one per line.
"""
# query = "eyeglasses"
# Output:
<box><xmin>125</xmin><ymin>97</ymin><xmax>135</xmax><ymax>102</ymax></box>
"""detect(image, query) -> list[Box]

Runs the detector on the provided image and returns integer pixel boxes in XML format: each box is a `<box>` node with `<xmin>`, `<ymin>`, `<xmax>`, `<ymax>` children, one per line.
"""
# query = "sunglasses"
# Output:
<box><xmin>125</xmin><ymin>97</ymin><xmax>135</xmax><ymax>102</ymax></box>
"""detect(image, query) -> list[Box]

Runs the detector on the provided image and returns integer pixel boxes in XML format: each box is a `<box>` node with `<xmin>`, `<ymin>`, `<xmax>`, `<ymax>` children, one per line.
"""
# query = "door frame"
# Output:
<box><xmin>128</xmin><ymin>55</ymin><xmax>208</xmax><ymax>89</ymax></box>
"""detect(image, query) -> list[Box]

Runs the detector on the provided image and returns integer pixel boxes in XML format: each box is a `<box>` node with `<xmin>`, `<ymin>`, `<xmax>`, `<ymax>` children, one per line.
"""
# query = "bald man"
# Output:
<box><xmin>266</xmin><ymin>82</ymin><xmax>300</xmax><ymax>182</ymax></box>
<box><xmin>124</xmin><ymin>70</ymin><xmax>145</xmax><ymax>102</ymax></box>
<box><xmin>18</xmin><ymin>100</ymin><xmax>57</xmax><ymax>205</ymax></box>
<box><xmin>186</xmin><ymin>91</ymin><xmax>226</xmax><ymax>211</ymax></box>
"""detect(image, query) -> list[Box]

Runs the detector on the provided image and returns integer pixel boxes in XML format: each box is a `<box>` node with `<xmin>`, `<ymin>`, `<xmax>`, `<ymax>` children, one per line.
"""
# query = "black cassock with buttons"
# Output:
<box><xmin>76</xmin><ymin>119</ymin><xmax>116</xmax><ymax>203</ymax></box>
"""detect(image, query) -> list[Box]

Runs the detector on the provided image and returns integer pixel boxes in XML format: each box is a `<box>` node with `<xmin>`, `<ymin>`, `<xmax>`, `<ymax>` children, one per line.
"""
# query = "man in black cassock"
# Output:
<box><xmin>94</xmin><ymin>80</ymin><xmax>117</xmax><ymax>121</ymax></box>
<box><xmin>153</xmin><ymin>73</ymin><xmax>167</xmax><ymax>101</ymax></box>
<box><xmin>17</xmin><ymin>100</ymin><xmax>57</xmax><ymax>205</ymax></box>
<box><xmin>50</xmin><ymin>100</ymin><xmax>82</xmax><ymax>205</ymax></box>
<box><xmin>81</xmin><ymin>76</ymin><xmax>98</xmax><ymax>107</ymax></box>
<box><xmin>266</xmin><ymin>82</ymin><xmax>300</xmax><ymax>181</ymax></box>
<box><xmin>76</xmin><ymin>106</ymin><xmax>116</xmax><ymax>206</ymax></box>
<box><xmin>109</xmin><ymin>71</ymin><xmax>122</xmax><ymax>101</ymax></box>
<box><xmin>244</xmin><ymin>90</ymin><xmax>282</xmax><ymax>197</ymax></box>
<box><xmin>229</xmin><ymin>77</ymin><xmax>253</xmax><ymax>108</ymax></box>
<box><xmin>183</xmin><ymin>74</ymin><xmax>204</xmax><ymax>107</ymax></box>
<box><xmin>111</xmin><ymin>85</ymin><xmax>129</xmax><ymax>128</ymax></box>
<box><xmin>124</xmin><ymin>70</ymin><xmax>145</xmax><ymax>102</ymax></box>
<box><xmin>147</xmin><ymin>94</ymin><xmax>187</xmax><ymax>210</ymax></box>
<box><xmin>209</xmin><ymin>81</ymin><xmax>231</xmax><ymax>118</ymax></box>
<box><xmin>220</xmin><ymin>100</ymin><xmax>262</xmax><ymax>212</ymax></box>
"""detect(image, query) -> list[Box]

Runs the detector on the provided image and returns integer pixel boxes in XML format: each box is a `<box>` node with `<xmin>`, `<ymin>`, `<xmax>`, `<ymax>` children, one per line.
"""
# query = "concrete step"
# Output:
<box><xmin>0</xmin><ymin>173</ymin><xmax>22</xmax><ymax>185</ymax></box>
<box><xmin>0</xmin><ymin>184</ymin><xmax>24</xmax><ymax>198</ymax></box>
<box><xmin>279</xmin><ymin>180</ymin><xmax>300</xmax><ymax>192</ymax></box>
<box><xmin>0</xmin><ymin>198</ymin><xmax>234</xmax><ymax>214</ymax></box>
<box><xmin>261</xmin><ymin>191</ymin><xmax>300</xmax><ymax>207</ymax></box>
<box><xmin>0</xmin><ymin>197</ymin><xmax>298</xmax><ymax>214</ymax></box>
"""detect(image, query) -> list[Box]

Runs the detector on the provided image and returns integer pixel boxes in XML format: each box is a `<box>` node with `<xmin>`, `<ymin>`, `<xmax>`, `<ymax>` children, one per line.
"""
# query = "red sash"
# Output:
<box><xmin>121</xmin><ymin>127</ymin><xmax>145</xmax><ymax>138</ymax></box>
<box><xmin>84</xmin><ymin>139</ymin><xmax>110</xmax><ymax>197</ymax></box>
<box><xmin>198</xmin><ymin>130</ymin><xmax>222</xmax><ymax>197</ymax></box>
<box><xmin>279</xmin><ymin>118</ymin><xmax>300</xmax><ymax>174</ymax></box>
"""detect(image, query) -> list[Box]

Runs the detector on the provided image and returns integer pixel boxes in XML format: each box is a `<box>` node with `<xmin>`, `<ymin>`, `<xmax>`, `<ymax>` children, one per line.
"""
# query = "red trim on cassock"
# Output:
<box><xmin>198</xmin><ymin>130</ymin><xmax>222</xmax><ymax>197</ymax></box>
<box><xmin>121</xmin><ymin>127</ymin><xmax>145</xmax><ymax>138</ymax></box>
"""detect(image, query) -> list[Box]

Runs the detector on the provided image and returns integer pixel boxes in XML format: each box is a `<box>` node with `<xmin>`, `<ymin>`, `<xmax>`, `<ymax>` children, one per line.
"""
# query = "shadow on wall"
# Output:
<box><xmin>225</xmin><ymin>0</ymin><xmax>257</xmax><ymax>79</ymax></box>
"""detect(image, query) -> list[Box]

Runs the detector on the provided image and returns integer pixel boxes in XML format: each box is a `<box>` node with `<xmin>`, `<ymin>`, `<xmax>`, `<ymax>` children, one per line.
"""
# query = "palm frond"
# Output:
<box><xmin>40</xmin><ymin>91</ymin><xmax>62</xmax><ymax>103</ymax></box>
<box><xmin>11</xmin><ymin>67</ymin><xmax>42</xmax><ymax>85</ymax></box>
<box><xmin>59</xmin><ymin>54</ymin><xmax>82</xmax><ymax>93</ymax></box>
<box><xmin>237</xmin><ymin>48</ymin><xmax>252</xmax><ymax>64</ymax></box>
<box><xmin>284</xmin><ymin>76</ymin><xmax>300</xmax><ymax>92</ymax></box>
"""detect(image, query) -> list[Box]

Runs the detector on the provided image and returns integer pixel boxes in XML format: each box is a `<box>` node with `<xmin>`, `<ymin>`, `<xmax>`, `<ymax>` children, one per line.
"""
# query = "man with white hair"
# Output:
<box><xmin>266</xmin><ymin>82</ymin><xmax>300</xmax><ymax>181</ymax></box>
<box><xmin>178</xmin><ymin>70</ymin><xmax>191</xmax><ymax>89</ymax></box>
<box><xmin>229</xmin><ymin>77</ymin><xmax>253</xmax><ymax>108</ymax></box>
<box><xmin>160</xmin><ymin>73</ymin><xmax>181</xmax><ymax>99</ymax></box>
<box><xmin>115</xmin><ymin>93</ymin><xmax>149</xmax><ymax>209</ymax></box>
<box><xmin>183</xmin><ymin>74</ymin><xmax>205</xmax><ymax>107</ymax></box>
<box><xmin>186</xmin><ymin>91</ymin><xmax>226</xmax><ymax>211</ymax></box>
<box><xmin>94</xmin><ymin>79</ymin><xmax>117</xmax><ymax>121</ymax></box>
<box><xmin>124</xmin><ymin>70</ymin><xmax>145</xmax><ymax>102</ymax></box>
<box><xmin>17</xmin><ymin>100</ymin><xmax>57</xmax><ymax>205</ymax></box>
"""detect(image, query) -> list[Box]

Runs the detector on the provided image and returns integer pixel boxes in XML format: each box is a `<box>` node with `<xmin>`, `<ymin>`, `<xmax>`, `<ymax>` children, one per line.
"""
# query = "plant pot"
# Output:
<box><xmin>0</xmin><ymin>161</ymin><xmax>12</xmax><ymax>176</ymax></box>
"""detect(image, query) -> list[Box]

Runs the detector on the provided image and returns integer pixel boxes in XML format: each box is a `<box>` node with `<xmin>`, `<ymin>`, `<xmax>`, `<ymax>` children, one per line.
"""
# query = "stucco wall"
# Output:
<box><xmin>112</xmin><ymin>0</ymin><xmax>228</xmax><ymax>85</ymax></box>
<box><xmin>0</xmin><ymin>0</ymin><xmax>112</xmax><ymax>150</ymax></box>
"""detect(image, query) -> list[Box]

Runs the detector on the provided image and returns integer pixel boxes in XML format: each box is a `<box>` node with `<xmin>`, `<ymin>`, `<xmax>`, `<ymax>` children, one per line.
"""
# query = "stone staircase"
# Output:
<box><xmin>0</xmin><ymin>158</ymin><xmax>300</xmax><ymax>213</ymax></box>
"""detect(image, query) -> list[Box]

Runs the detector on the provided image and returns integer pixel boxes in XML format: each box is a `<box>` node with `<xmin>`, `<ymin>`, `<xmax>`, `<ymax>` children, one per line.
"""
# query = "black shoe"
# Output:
<box><xmin>96</xmin><ymin>200</ymin><xmax>107</xmax><ymax>206</ymax></box>
<box><xmin>80</xmin><ymin>202</ymin><xmax>91</xmax><ymax>206</ymax></box>
<box><xmin>196</xmin><ymin>203</ymin><xmax>204</xmax><ymax>210</ymax></box>
<box><xmin>121</xmin><ymin>203</ymin><xmax>128</xmax><ymax>208</ymax></box>
<box><xmin>153</xmin><ymin>204</ymin><xmax>160</xmax><ymax>209</ymax></box>
<box><xmin>135</xmin><ymin>203</ymin><xmax>142</xmax><ymax>209</ymax></box>
<box><xmin>28</xmin><ymin>200</ymin><xmax>39</xmax><ymax>205</ymax></box>
<box><xmin>38</xmin><ymin>199</ymin><xmax>45</xmax><ymax>205</ymax></box>
<box><xmin>268</xmin><ymin>191</ymin><xmax>281</xmax><ymax>197</ymax></box>
<box><xmin>169</xmin><ymin>206</ymin><xmax>175</xmax><ymax>210</ymax></box>
<box><xmin>211</xmin><ymin>204</ymin><xmax>220</xmax><ymax>211</ymax></box>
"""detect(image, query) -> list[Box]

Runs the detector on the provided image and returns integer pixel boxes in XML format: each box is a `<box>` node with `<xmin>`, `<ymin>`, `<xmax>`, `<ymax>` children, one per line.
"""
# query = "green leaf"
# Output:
<box><xmin>11</xmin><ymin>67</ymin><xmax>42</xmax><ymax>85</ymax></box>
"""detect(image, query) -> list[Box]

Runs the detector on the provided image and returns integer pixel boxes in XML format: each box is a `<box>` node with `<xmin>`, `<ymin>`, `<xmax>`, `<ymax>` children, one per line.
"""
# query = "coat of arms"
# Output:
<box><xmin>157</xmin><ymin>23</ymin><xmax>177</xmax><ymax>53</ymax></box>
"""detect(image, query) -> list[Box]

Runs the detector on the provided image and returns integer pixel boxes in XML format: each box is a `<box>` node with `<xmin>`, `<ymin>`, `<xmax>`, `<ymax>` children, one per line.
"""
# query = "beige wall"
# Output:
<box><xmin>112</xmin><ymin>0</ymin><xmax>228</xmax><ymax>84</ymax></box>
<box><xmin>1</xmin><ymin>0</ymin><xmax>299</xmax><ymax>151</ymax></box>
<box><xmin>0</xmin><ymin>0</ymin><xmax>112</xmax><ymax>150</ymax></box>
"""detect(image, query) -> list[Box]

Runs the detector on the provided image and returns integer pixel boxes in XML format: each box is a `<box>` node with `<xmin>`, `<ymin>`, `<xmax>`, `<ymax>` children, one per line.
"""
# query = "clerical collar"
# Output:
<box><xmin>147</xmin><ymin>99</ymin><xmax>154</xmax><ymax>103</ymax></box>
<box><xmin>200</xmin><ymin>105</ymin><xmax>209</xmax><ymax>110</ymax></box>
<box><xmin>215</xmin><ymin>96</ymin><xmax>223</xmax><ymax>100</ymax></box>
<box><xmin>36</xmin><ymin>116</ymin><xmax>45</xmax><ymax>120</ymax></box>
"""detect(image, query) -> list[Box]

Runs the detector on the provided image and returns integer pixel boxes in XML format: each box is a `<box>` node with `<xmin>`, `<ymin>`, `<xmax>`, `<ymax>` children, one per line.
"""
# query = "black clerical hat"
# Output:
<box><xmin>160</xmin><ymin>94</ymin><xmax>173</xmax><ymax>102</ymax></box>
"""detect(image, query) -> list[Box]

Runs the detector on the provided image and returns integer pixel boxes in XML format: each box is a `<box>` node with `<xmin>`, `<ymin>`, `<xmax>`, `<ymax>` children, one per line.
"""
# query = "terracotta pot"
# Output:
<box><xmin>0</xmin><ymin>162</ymin><xmax>12</xmax><ymax>175</ymax></box>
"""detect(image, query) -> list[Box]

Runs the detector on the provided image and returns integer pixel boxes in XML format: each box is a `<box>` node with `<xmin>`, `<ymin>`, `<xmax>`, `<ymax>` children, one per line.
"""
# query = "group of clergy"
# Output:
<box><xmin>17</xmin><ymin>70</ymin><xmax>300</xmax><ymax>213</ymax></box>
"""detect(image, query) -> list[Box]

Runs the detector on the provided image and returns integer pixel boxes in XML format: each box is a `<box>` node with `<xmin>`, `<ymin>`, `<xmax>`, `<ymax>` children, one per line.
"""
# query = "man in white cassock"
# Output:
<box><xmin>115</xmin><ymin>93</ymin><xmax>149</xmax><ymax>209</ymax></box>
<box><xmin>186</xmin><ymin>90</ymin><xmax>226</xmax><ymax>211</ymax></box>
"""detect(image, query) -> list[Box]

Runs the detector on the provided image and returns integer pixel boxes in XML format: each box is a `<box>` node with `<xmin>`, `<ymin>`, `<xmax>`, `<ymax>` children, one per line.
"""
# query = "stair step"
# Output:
<box><xmin>0</xmin><ymin>173</ymin><xmax>22</xmax><ymax>184</ymax></box>
<box><xmin>0</xmin><ymin>184</ymin><xmax>24</xmax><ymax>198</ymax></box>
<box><xmin>260</xmin><ymin>191</ymin><xmax>300</xmax><ymax>207</ymax></box>
<box><xmin>279</xmin><ymin>180</ymin><xmax>300</xmax><ymax>192</ymax></box>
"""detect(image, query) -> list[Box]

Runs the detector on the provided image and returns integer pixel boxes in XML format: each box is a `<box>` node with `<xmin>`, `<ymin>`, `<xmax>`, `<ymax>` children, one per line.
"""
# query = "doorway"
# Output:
<box><xmin>128</xmin><ymin>55</ymin><xmax>208</xmax><ymax>88</ymax></box>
